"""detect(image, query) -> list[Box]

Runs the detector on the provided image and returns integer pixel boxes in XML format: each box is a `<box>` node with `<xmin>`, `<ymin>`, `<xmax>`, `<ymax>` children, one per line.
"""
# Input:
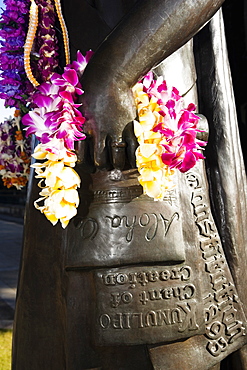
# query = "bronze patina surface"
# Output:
<box><xmin>12</xmin><ymin>1</ymin><xmax>247</xmax><ymax>369</ymax></box>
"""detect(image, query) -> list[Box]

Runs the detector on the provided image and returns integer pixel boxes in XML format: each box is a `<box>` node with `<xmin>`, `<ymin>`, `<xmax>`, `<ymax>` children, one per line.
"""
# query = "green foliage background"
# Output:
<box><xmin>0</xmin><ymin>330</ymin><xmax>12</xmax><ymax>370</ymax></box>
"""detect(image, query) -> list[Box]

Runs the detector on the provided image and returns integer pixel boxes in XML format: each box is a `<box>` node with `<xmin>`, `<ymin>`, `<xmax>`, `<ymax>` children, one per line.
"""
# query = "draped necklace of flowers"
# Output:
<box><xmin>133</xmin><ymin>72</ymin><xmax>206</xmax><ymax>201</ymax></box>
<box><xmin>21</xmin><ymin>0</ymin><xmax>91</xmax><ymax>228</ymax></box>
<box><xmin>22</xmin><ymin>50</ymin><xmax>92</xmax><ymax>228</ymax></box>
<box><xmin>0</xmin><ymin>0</ymin><xmax>206</xmax><ymax>228</ymax></box>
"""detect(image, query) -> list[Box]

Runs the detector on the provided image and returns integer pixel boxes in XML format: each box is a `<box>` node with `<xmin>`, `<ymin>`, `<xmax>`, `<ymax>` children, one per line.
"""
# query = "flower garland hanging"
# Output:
<box><xmin>22</xmin><ymin>50</ymin><xmax>93</xmax><ymax>228</ymax></box>
<box><xmin>0</xmin><ymin>110</ymin><xmax>31</xmax><ymax>189</ymax></box>
<box><xmin>34</xmin><ymin>0</ymin><xmax>60</xmax><ymax>82</ymax></box>
<box><xmin>132</xmin><ymin>72</ymin><xmax>206</xmax><ymax>200</ymax></box>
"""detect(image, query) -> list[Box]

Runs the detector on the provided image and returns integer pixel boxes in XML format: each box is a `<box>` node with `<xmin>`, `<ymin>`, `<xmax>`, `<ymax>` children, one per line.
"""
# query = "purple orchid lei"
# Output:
<box><xmin>0</xmin><ymin>0</ymin><xmax>33</xmax><ymax>111</ymax></box>
<box><xmin>21</xmin><ymin>50</ymin><xmax>93</xmax><ymax>228</ymax></box>
<box><xmin>33</xmin><ymin>0</ymin><xmax>59</xmax><ymax>83</ymax></box>
<box><xmin>22</xmin><ymin>50</ymin><xmax>93</xmax><ymax>151</ymax></box>
<box><xmin>0</xmin><ymin>0</ymin><xmax>93</xmax><ymax>227</ymax></box>
<box><xmin>145</xmin><ymin>72</ymin><xmax>206</xmax><ymax>172</ymax></box>
<box><xmin>0</xmin><ymin>0</ymin><xmax>60</xmax><ymax>112</ymax></box>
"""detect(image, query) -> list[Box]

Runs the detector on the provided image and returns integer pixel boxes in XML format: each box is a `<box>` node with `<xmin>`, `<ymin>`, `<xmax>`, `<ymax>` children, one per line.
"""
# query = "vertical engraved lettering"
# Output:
<box><xmin>197</xmin><ymin>219</ymin><xmax>215</xmax><ymax>238</ymax></box>
<box><xmin>200</xmin><ymin>236</ymin><xmax>220</xmax><ymax>260</ymax></box>
<box><xmin>214</xmin><ymin>283</ymin><xmax>235</xmax><ymax>310</ymax></box>
<box><xmin>210</xmin><ymin>271</ymin><xmax>227</xmax><ymax>292</ymax></box>
<box><xmin>186</xmin><ymin>171</ymin><xmax>246</xmax><ymax>357</ymax></box>
<box><xmin>205</xmin><ymin>255</ymin><xmax>225</xmax><ymax>274</ymax></box>
<box><xmin>222</xmin><ymin>306</ymin><xmax>237</xmax><ymax>328</ymax></box>
<box><xmin>227</xmin><ymin>321</ymin><xmax>246</xmax><ymax>344</ymax></box>
<box><xmin>186</xmin><ymin>173</ymin><xmax>200</xmax><ymax>189</ymax></box>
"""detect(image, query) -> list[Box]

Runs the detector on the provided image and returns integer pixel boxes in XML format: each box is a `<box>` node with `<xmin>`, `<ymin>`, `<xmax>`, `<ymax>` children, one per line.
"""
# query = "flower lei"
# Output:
<box><xmin>22</xmin><ymin>50</ymin><xmax>92</xmax><ymax>228</ymax></box>
<box><xmin>0</xmin><ymin>0</ymin><xmax>206</xmax><ymax>228</ymax></box>
<box><xmin>0</xmin><ymin>110</ymin><xmax>31</xmax><ymax>189</ymax></box>
<box><xmin>0</xmin><ymin>0</ymin><xmax>34</xmax><ymax>110</ymax></box>
<box><xmin>132</xmin><ymin>72</ymin><xmax>206</xmax><ymax>200</ymax></box>
<box><xmin>34</xmin><ymin>0</ymin><xmax>60</xmax><ymax>82</ymax></box>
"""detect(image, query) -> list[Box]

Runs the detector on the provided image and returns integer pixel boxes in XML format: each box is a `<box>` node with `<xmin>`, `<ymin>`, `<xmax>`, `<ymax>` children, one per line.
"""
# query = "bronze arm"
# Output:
<box><xmin>79</xmin><ymin>0</ymin><xmax>225</xmax><ymax>168</ymax></box>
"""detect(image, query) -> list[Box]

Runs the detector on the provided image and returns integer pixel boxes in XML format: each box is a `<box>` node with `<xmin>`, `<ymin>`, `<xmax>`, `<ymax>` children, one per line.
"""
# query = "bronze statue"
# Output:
<box><xmin>12</xmin><ymin>1</ymin><xmax>247</xmax><ymax>369</ymax></box>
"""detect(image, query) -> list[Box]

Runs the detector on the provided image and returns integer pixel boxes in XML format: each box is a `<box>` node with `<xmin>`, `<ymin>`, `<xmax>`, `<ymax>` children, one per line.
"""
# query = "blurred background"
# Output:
<box><xmin>0</xmin><ymin>0</ymin><xmax>14</xmax><ymax>121</ymax></box>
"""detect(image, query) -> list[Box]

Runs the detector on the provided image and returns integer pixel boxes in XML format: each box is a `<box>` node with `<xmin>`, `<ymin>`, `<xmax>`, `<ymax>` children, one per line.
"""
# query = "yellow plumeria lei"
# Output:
<box><xmin>22</xmin><ymin>51</ymin><xmax>91</xmax><ymax>228</ymax></box>
<box><xmin>133</xmin><ymin>81</ymin><xmax>175</xmax><ymax>200</ymax></box>
<box><xmin>132</xmin><ymin>72</ymin><xmax>205</xmax><ymax>201</ymax></box>
<box><xmin>31</xmin><ymin>141</ymin><xmax>80</xmax><ymax>228</ymax></box>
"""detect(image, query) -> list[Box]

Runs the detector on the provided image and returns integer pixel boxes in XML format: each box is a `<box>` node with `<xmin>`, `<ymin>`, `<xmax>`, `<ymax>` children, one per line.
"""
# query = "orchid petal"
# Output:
<box><xmin>33</xmin><ymin>94</ymin><xmax>52</xmax><ymax>109</ymax></box>
<box><xmin>59</xmin><ymin>90</ymin><xmax>74</xmax><ymax>103</ymax></box>
<box><xmin>62</xmin><ymin>69</ymin><xmax>78</xmax><ymax>86</ymax></box>
<box><xmin>179</xmin><ymin>151</ymin><xmax>196</xmax><ymax>172</ymax></box>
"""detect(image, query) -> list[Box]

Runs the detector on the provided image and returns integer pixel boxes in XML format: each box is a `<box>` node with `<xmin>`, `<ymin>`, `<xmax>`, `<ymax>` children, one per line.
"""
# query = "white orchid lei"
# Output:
<box><xmin>22</xmin><ymin>51</ymin><xmax>93</xmax><ymax>228</ymax></box>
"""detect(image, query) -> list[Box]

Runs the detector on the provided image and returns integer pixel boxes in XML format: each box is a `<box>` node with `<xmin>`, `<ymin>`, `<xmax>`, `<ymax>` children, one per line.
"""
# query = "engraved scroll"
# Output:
<box><xmin>94</xmin><ymin>264</ymin><xmax>205</xmax><ymax>345</ymax></box>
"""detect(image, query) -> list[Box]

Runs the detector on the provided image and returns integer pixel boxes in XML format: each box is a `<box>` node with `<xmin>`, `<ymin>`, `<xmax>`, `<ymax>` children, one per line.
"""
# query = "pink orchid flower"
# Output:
<box><xmin>68</xmin><ymin>50</ymin><xmax>94</xmax><ymax>77</ymax></box>
<box><xmin>138</xmin><ymin>72</ymin><xmax>206</xmax><ymax>174</ymax></box>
